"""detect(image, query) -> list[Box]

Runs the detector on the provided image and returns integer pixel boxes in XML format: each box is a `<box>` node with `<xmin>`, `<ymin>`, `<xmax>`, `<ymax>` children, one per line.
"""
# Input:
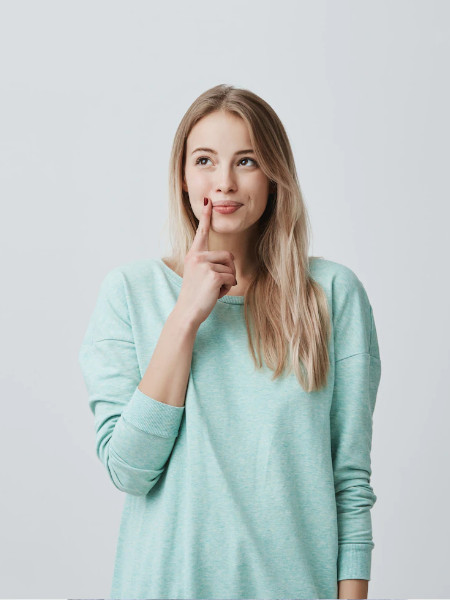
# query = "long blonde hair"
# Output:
<box><xmin>163</xmin><ymin>84</ymin><xmax>331</xmax><ymax>392</ymax></box>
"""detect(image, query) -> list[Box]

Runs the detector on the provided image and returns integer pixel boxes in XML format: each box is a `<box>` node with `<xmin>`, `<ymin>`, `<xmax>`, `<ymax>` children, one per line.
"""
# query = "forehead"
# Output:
<box><xmin>187</xmin><ymin>111</ymin><xmax>252</xmax><ymax>150</ymax></box>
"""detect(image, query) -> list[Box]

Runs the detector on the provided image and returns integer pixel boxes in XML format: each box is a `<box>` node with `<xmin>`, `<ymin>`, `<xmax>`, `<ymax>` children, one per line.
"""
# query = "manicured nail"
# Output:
<box><xmin>204</xmin><ymin>197</ymin><xmax>208</xmax><ymax>206</ymax></box>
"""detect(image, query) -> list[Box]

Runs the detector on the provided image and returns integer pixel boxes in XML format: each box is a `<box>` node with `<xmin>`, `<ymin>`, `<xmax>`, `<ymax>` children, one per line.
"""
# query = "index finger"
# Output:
<box><xmin>191</xmin><ymin>196</ymin><xmax>212</xmax><ymax>252</ymax></box>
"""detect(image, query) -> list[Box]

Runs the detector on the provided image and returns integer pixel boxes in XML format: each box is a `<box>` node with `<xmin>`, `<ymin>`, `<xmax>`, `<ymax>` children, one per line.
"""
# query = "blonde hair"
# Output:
<box><xmin>163</xmin><ymin>84</ymin><xmax>331</xmax><ymax>392</ymax></box>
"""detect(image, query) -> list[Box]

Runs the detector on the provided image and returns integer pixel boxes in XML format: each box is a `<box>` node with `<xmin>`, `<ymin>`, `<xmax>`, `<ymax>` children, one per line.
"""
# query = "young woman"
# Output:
<box><xmin>79</xmin><ymin>84</ymin><xmax>382</xmax><ymax>600</ymax></box>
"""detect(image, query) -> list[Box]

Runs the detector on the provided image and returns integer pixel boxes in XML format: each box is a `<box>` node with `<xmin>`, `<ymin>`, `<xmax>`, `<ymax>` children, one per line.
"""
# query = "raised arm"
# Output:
<box><xmin>78</xmin><ymin>268</ymin><xmax>198</xmax><ymax>496</ymax></box>
<box><xmin>79</xmin><ymin>198</ymin><xmax>237</xmax><ymax>497</ymax></box>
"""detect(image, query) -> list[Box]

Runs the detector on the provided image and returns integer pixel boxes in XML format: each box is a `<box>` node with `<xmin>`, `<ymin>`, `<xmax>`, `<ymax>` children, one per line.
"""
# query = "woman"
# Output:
<box><xmin>79</xmin><ymin>84</ymin><xmax>382</xmax><ymax>600</ymax></box>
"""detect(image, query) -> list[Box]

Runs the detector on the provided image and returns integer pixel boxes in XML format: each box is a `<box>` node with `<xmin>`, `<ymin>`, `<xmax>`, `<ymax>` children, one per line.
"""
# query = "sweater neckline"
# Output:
<box><xmin>158</xmin><ymin>258</ymin><xmax>245</xmax><ymax>305</ymax></box>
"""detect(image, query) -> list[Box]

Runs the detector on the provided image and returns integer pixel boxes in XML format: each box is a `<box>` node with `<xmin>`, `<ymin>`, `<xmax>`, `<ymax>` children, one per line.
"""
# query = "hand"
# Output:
<box><xmin>175</xmin><ymin>197</ymin><xmax>237</xmax><ymax>328</ymax></box>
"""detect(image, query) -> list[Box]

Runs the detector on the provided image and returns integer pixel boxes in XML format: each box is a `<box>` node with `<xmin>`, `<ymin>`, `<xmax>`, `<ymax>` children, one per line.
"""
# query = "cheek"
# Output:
<box><xmin>248</xmin><ymin>177</ymin><xmax>270</xmax><ymax>200</ymax></box>
<box><xmin>255</xmin><ymin>199</ymin><xmax>269</xmax><ymax>219</ymax></box>
<box><xmin>245</xmin><ymin>173</ymin><xmax>270</xmax><ymax>194</ymax></box>
<box><xmin>188</xmin><ymin>170</ymin><xmax>210</xmax><ymax>189</ymax></box>
<box><xmin>185</xmin><ymin>165</ymin><xmax>197</xmax><ymax>182</ymax></box>
<box><xmin>251</xmin><ymin>187</ymin><xmax>270</xmax><ymax>217</ymax></box>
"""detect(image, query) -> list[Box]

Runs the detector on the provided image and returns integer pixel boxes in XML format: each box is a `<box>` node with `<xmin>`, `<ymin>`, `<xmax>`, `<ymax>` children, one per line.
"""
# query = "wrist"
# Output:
<box><xmin>170</xmin><ymin>303</ymin><xmax>200</xmax><ymax>335</ymax></box>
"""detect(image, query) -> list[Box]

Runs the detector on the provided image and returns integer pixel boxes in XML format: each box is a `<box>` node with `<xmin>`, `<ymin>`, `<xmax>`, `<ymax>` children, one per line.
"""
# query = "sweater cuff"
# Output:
<box><xmin>121</xmin><ymin>386</ymin><xmax>185</xmax><ymax>438</ymax></box>
<box><xmin>337</xmin><ymin>543</ymin><xmax>373</xmax><ymax>581</ymax></box>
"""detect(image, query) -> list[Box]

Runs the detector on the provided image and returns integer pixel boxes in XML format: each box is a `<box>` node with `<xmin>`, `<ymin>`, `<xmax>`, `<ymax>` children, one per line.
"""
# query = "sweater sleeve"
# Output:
<box><xmin>330</xmin><ymin>267</ymin><xmax>382</xmax><ymax>581</ymax></box>
<box><xmin>78</xmin><ymin>267</ymin><xmax>185</xmax><ymax>496</ymax></box>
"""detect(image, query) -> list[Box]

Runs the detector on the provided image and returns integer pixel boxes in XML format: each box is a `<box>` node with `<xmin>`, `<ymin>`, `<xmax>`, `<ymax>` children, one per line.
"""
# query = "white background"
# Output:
<box><xmin>0</xmin><ymin>0</ymin><xmax>449</xmax><ymax>598</ymax></box>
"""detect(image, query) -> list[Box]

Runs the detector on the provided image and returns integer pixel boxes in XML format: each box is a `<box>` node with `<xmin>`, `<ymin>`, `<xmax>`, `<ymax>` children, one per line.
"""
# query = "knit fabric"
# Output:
<box><xmin>78</xmin><ymin>256</ymin><xmax>381</xmax><ymax>599</ymax></box>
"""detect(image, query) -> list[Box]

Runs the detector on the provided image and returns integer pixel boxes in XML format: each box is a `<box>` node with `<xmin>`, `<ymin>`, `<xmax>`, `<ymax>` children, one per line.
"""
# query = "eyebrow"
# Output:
<box><xmin>191</xmin><ymin>147</ymin><xmax>255</xmax><ymax>156</ymax></box>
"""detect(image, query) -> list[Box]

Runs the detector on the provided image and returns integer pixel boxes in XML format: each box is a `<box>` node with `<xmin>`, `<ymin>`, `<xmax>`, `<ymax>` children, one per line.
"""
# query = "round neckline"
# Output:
<box><xmin>158</xmin><ymin>258</ymin><xmax>245</xmax><ymax>305</ymax></box>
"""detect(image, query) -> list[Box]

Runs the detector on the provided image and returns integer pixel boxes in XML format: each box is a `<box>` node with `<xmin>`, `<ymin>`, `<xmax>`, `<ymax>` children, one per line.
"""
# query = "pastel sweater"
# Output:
<box><xmin>78</xmin><ymin>256</ymin><xmax>381</xmax><ymax>600</ymax></box>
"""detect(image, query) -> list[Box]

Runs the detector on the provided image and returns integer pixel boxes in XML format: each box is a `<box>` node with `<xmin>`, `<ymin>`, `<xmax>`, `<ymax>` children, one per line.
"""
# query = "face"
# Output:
<box><xmin>183</xmin><ymin>110</ymin><xmax>271</xmax><ymax>235</ymax></box>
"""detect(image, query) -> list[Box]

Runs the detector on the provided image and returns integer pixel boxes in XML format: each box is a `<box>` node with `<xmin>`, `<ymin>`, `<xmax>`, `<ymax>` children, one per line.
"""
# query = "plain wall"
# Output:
<box><xmin>0</xmin><ymin>0</ymin><xmax>449</xmax><ymax>598</ymax></box>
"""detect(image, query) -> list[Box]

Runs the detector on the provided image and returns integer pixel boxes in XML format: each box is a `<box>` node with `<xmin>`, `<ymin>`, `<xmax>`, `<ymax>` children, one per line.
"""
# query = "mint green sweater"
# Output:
<box><xmin>78</xmin><ymin>256</ymin><xmax>381</xmax><ymax>600</ymax></box>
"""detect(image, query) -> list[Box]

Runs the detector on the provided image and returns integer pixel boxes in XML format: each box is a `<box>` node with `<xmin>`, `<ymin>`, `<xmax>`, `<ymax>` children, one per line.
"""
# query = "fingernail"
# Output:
<box><xmin>204</xmin><ymin>197</ymin><xmax>208</xmax><ymax>206</ymax></box>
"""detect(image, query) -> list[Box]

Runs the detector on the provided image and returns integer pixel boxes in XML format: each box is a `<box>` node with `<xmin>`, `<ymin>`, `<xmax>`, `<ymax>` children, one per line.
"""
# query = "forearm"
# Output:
<box><xmin>138</xmin><ymin>304</ymin><xmax>198</xmax><ymax>407</ymax></box>
<box><xmin>338</xmin><ymin>579</ymin><xmax>368</xmax><ymax>599</ymax></box>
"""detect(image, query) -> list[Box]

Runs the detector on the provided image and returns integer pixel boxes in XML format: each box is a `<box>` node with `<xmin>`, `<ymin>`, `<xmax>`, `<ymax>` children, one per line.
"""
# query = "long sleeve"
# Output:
<box><xmin>330</xmin><ymin>267</ymin><xmax>382</xmax><ymax>581</ymax></box>
<box><xmin>78</xmin><ymin>267</ymin><xmax>185</xmax><ymax>496</ymax></box>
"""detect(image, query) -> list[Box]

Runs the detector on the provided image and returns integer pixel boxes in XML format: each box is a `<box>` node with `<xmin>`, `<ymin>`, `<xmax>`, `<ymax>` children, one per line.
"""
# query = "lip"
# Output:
<box><xmin>213</xmin><ymin>205</ymin><xmax>242</xmax><ymax>214</ymax></box>
<box><xmin>212</xmin><ymin>201</ymin><xmax>243</xmax><ymax>207</ymax></box>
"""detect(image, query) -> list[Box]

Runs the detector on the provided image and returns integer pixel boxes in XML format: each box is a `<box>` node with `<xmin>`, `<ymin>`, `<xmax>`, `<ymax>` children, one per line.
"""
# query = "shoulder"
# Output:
<box><xmin>100</xmin><ymin>257</ymin><xmax>161</xmax><ymax>291</ymax></box>
<box><xmin>308</xmin><ymin>256</ymin><xmax>373</xmax><ymax>325</ymax></box>
<box><xmin>309</xmin><ymin>257</ymin><xmax>378</xmax><ymax>359</ymax></box>
<box><xmin>308</xmin><ymin>256</ymin><xmax>365</xmax><ymax>295</ymax></box>
<box><xmin>90</xmin><ymin>258</ymin><xmax>165</xmax><ymax>316</ymax></box>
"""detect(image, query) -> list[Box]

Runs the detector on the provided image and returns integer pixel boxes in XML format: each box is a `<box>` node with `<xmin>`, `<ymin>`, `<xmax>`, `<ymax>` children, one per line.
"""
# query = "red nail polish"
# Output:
<box><xmin>204</xmin><ymin>197</ymin><xmax>208</xmax><ymax>206</ymax></box>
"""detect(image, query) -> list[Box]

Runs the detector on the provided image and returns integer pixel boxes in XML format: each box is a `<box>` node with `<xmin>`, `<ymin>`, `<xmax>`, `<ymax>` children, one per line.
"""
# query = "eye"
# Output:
<box><xmin>239</xmin><ymin>157</ymin><xmax>258</xmax><ymax>167</ymax></box>
<box><xmin>195</xmin><ymin>156</ymin><xmax>212</xmax><ymax>166</ymax></box>
<box><xmin>195</xmin><ymin>156</ymin><xmax>258</xmax><ymax>167</ymax></box>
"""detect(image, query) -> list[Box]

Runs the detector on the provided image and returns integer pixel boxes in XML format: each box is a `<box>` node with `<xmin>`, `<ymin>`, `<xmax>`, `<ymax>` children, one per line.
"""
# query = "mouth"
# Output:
<box><xmin>212</xmin><ymin>201</ymin><xmax>243</xmax><ymax>207</ymax></box>
<box><xmin>213</xmin><ymin>204</ymin><xmax>242</xmax><ymax>214</ymax></box>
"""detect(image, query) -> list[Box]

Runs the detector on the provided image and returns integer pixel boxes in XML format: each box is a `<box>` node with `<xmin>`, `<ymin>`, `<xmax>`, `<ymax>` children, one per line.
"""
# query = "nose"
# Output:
<box><xmin>215</xmin><ymin>167</ymin><xmax>237</xmax><ymax>194</ymax></box>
